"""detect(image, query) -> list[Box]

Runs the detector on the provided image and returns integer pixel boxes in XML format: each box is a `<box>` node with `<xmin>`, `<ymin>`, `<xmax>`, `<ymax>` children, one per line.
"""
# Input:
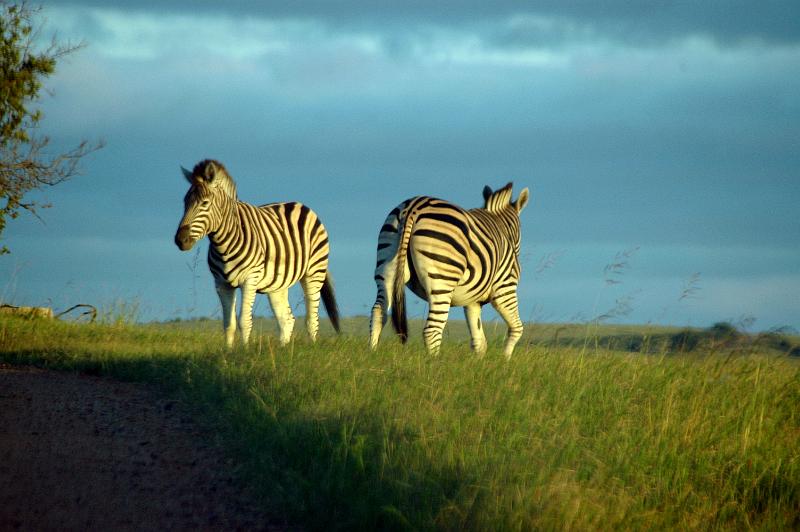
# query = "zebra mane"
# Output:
<box><xmin>191</xmin><ymin>159</ymin><xmax>238</xmax><ymax>199</ymax></box>
<box><xmin>482</xmin><ymin>182</ymin><xmax>514</xmax><ymax>212</ymax></box>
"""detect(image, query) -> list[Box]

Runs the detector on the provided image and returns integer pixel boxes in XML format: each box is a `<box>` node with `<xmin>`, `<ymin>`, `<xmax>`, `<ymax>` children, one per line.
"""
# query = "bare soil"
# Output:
<box><xmin>0</xmin><ymin>364</ymin><xmax>287</xmax><ymax>531</ymax></box>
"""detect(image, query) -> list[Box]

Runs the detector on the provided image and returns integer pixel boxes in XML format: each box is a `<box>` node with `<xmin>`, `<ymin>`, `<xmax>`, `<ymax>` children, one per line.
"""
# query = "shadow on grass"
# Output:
<box><xmin>1</xmin><ymin>348</ymin><xmax>481</xmax><ymax>531</ymax></box>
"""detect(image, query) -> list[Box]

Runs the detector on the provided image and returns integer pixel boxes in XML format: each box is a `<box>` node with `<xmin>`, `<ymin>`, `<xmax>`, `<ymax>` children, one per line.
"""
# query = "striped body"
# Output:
<box><xmin>175</xmin><ymin>159</ymin><xmax>339</xmax><ymax>347</ymax></box>
<box><xmin>369</xmin><ymin>183</ymin><xmax>529</xmax><ymax>357</ymax></box>
<box><xmin>205</xmin><ymin>201</ymin><xmax>329</xmax><ymax>292</ymax></box>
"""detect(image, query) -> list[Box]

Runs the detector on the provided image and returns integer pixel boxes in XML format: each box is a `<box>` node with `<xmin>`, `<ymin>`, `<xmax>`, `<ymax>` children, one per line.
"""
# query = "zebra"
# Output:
<box><xmin>369</xmin><ymin>183</ymin><xmax>530</xmax><ymax>358</ymax></box>
<box><xmin>174</xmin><ymin>159</ymin><xmax>340</xmax><ymax>347</ymax></box>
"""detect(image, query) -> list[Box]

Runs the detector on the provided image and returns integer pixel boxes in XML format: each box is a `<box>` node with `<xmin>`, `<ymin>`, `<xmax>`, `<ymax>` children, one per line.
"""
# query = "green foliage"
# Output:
<box><xmin>0</xmin><ymin>2</ymin><xmax>54</xmax><ymax>145</ymax></box>
<box><xmin>665</xmin><ymin>322</ymin><xmax>797</xmax><ymax>355</ymax></box>
<box><xmin>1</xmin><ymin>316</ymin><xmax>799</xmax><ymax>530</ymax></box>
<box><xmin>669</xmin><ymin>328</ymin><xmax>704</xmax><ymax>352</ymax></box>
<box><xmin>0</xmin><ymin>1</ymin><xmax>101</xmax><ymax>254</ymax></box>
<box><xmin>708</xmin><ymin>321</ymin><xmax>741</xmax><ymax>342</ymax></box>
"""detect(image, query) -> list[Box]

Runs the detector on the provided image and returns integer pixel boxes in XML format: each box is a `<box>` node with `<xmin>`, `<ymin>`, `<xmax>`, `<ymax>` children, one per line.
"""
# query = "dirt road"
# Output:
<box><xmin>0</xmin><ymin>364</ymin><xmax>285</xmax><ymax>531</ymax></box>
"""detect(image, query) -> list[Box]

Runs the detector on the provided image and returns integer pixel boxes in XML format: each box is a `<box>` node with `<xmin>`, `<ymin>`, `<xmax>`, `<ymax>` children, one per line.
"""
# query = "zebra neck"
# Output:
<box><xmin>207</xmin><ymin>201</ymin><xmax>243</xmax><ymax>256</ymax></box>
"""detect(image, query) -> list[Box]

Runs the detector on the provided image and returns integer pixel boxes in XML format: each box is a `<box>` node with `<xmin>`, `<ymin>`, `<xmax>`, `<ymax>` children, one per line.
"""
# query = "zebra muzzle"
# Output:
<box><xmin>174</xmin><ymin>226</ymin><xmax>195</xmax><ymax>251</ymax></box>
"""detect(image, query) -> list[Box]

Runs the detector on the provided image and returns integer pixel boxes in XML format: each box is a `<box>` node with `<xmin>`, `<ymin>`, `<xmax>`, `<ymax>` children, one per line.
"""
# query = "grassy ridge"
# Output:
<box><xmin>1</xmin><ymin>316</ymin><xmax>799</xmax><ymax>530</ymax></box>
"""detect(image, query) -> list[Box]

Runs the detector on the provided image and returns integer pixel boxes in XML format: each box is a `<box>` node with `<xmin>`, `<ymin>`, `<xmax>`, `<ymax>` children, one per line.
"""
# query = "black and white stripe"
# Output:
<box><xmin>175</xmin><ymin>159</ymin><xmax>339</xmax><ymax>347</ymax></box>
<box><xmin>369</xmin><ymin>183</ymin><xmax>529</xmax><ymax>357</ymax></box>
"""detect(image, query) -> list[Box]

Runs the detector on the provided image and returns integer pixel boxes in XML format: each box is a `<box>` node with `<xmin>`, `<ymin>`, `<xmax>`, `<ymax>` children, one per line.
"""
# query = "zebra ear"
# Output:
<box><xmin>483</xmin><ymin>186</ymin><xmax>493</xmax><ymax>202</ymax></box>
<box><xmin>203</xmin><ymin>161</ymin><xmax>218</xmax><ymax>183</ymax></box>
<box><xmin>181</xmin><ymin>166</ymin><xmax>193</xmax><ymax>183</ymax></box>
<box><xmin>515</xmin><ymin>188</ymin><xmax>530</xmax><ymax>213</ymax></box>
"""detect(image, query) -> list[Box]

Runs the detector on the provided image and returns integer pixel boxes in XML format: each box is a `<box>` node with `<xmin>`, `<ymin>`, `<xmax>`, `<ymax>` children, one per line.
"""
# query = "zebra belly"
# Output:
<box><xmin>210</xmin><ymin>261</ymin><xmax>304</xmax><ymax>294</ymax></box>
<box><xmin>254</xmin><ymin>269</ymin><xmax>305</xmax><ymax>293</ymax></box>
<box><xmin>450</xmin><ymin>285</ymin><xmax>492</xmax><ymax>307</ymax></box>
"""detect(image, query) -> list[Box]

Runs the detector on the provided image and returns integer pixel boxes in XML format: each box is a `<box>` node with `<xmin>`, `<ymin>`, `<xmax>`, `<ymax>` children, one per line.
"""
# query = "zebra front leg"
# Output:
<box><xmin>238</xmin><ymin>279</ymin><xmax>258</xmax><ymax>346</ymax></box>
<box><xmin>215</xmin><ymin>282</ymin><xmax>238</xmax><ymax>348</ymax></box>
<box><xmin>491</xmin><ymin>291</ymin><xmax>524</xmax><ymax>359</ymax></box>
<box><xmin>267</xmin><ymin>288</ymin><xmax>295</xmax><ymax>346</ymax></box>
<box><xmin>464</xmin><ymin>303</ymin><xmax>487</xmax><ymax>355</ymax></box>
<box><xmin>301</xmin><ymin>277</ymin><xmax>322</xmax><ymax>342</ymax></box>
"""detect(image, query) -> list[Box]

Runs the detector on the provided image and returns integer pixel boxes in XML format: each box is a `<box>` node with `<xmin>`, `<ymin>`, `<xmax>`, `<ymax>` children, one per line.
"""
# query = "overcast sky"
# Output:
<box><xmin>2</xmin><ymin>1</ymin><xmax>798</xmax><ymax>332</ymax></box>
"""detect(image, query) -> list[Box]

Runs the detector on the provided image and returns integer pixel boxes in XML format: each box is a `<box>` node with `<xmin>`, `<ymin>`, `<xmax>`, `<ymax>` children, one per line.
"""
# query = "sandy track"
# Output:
<box><xmin>0</xmin><ymin>364</ymin><xmax>285</xmax><ymax>531</ymax></box>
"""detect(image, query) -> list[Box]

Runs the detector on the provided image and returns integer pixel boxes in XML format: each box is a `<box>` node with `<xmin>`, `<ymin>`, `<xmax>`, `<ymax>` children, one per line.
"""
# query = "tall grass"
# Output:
<box><xmin>1</xmin><ymin>316</ymin><xmax>798</xmax><ymax>530</ymax></box>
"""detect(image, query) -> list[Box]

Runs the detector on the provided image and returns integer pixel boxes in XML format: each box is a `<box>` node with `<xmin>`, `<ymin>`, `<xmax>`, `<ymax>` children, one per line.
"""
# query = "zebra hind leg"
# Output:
<box><xmin>371</xmin><ymin>221</ymin><xmax>400</xmax><ymax>350</ymax></box>
<box><xmin>491</xmin><ymin>291</ymin><xmax>524</xmax><ymax>359</ymax></box>
<box><xmin>267</xmin><ymin>288</ymin><xmax>296</xmax><ymax>346</ymax></box>
<box><xmin>301</xmin><ymin>277</ymin><xmax>322</xmax><ymax>342</ymax></box>
<box><xmin>369</xmin><ymin>273</ymin><xmax>393</xmax><ymax>350</ymax></box>
<box><xmin>423</xmin><ymin>291</ymin><xmax>454</xmax><ymax>355</ymax></box>
<box><xmin>464</xmin><ymin>303</ymin><xmax>487</xmax><ymax>355</ymax></box>
<box><xmin>369</xmin><ymin>302</ymin><xmax>383</xmax><ymax>350</ymax></box>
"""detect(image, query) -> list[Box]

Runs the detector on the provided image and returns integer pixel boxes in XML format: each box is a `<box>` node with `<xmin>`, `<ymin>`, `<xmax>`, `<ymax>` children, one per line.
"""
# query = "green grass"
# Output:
<box><xmin>1</xmin><ymin>315</ymin><xmax>799</xmax><ymax>530</ymax></box>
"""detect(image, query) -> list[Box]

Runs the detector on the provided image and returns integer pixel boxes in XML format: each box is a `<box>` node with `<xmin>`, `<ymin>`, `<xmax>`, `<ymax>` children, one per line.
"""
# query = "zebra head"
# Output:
<box><xmin>482</xmin><ymin>182</ymin><xmax>530</xmax><ymax>253</ymax></box>
<box><xmin>174</xmin><ymin>159</ymin><xmax>238</xmax><ymax>251</ymax></box>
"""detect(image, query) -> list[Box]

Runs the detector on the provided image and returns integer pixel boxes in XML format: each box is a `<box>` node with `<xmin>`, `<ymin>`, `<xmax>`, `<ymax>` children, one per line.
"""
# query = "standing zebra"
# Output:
<box><xmin>174</xmin><ymin>159</ymin><xmax>340</xmax><ymax>347</ymax></box>
<box><xmin>369</xmin><ymin>183</ymin><xmax>530</xmax><ymax>358</ymax></box>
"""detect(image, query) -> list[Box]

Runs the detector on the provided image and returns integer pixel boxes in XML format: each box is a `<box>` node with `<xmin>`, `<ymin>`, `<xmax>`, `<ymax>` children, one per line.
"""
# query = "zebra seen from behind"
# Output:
<box><xmin>369</xmin><ymin>183</ymin><xmax>530</xmax><ymax>358</ymax></box>
<box><xmin>174</xmin><ymin>159</ymin><xmax>340</xmax><ymax>347</ymax></box>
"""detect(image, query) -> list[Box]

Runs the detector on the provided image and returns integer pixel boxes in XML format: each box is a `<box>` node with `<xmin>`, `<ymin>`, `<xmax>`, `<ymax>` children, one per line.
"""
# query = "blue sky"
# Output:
<box><xmin>2</xmin><ymin>1</ymin><xmax>798</xmax><ymax>331</ymax></box>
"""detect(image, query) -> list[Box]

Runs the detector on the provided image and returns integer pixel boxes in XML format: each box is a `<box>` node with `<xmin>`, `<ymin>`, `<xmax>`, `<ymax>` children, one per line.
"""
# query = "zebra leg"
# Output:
<box><xmin>491</xmin><ymin>292</ymin><xmax>524</xmax><ymax>359</ymax></box>
<box><xmin>238</xmin><ymin>279</ymin><xmax>258</xmax><ymax>346</ymax></box>
<box><xmin>423</xmin><ymin>292</ymin><xmax>453</xmax><ymax>355</ymax></box>
<box><xmin>369</xmin><ymin>301</ymin><xmax>385</xmax><ymax>350</ymax></box>
<box><xmin>369</xmin><ymin>267</ymin><xmax>395</xmax><ymax>350</ymax></box>
<box><xmin>301</xmin><ymin>277</ymin><xmax>322</xmax><ymax>342</ymax></box>
<box><xmin>215</xmin><ymin>282</ymin><xmax>238</xmax><ymax>348</ymax></box>
<box><xmin>464</xmin><ymin>303</ymin><xmax>487</xmax><ymax>355</ymax></box>
<box><xmin>370</xmin><ymin>223</ymin><xmax>400</xmax><ymax>350</ymax></box>
<box><xmin>267</xmin><ymin>288</ymin><xmax>295</xmax><ymax>346</ymax></box>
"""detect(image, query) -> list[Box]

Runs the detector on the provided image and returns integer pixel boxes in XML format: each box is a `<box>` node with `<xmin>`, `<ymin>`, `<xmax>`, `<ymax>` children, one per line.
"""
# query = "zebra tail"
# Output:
<box><xmin>391</xmin><ymin>209</ymin><xmax>415</xmax><ymax>343</ymax></box>
<box><xmin>321</xmin><ymin>274</ymin><xmax>341</xmax><ymax>333</ymax></box>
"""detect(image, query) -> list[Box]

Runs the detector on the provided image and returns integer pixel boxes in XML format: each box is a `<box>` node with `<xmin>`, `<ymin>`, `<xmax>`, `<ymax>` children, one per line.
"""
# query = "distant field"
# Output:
<box><xmin>1</xmin><ymin>315</ymin><xmax>798</xmax><ymax>530</ymax></box>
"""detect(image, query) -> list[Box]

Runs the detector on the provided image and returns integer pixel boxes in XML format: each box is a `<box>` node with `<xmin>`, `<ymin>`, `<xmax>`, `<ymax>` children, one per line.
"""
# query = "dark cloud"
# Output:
<box><xmin>42</xmin><ymin>0</ymin><xmax>800</xmax><ymax>46</ymax></box>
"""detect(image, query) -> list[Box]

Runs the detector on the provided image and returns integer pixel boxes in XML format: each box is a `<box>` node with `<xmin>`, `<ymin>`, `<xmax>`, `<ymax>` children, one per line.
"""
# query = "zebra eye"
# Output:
<box><xmin>200</xmin><ymin>199</ymin><xmax>211</xmax><ymax>208</ymax></box>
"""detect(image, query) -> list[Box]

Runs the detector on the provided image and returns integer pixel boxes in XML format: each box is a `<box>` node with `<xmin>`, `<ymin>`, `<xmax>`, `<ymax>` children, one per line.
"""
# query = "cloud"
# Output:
<box><xmin>37</xmin><ymin>6</ymin><xmax>799</xmax><ymax>253</ymax></box>
<box><xmin>44</xmin><ymin>7</ymin><xmax>337</xmax><ymax>61</ymax></box>
<box><xmin>5</xmin><ymin>1</ymin><xmax>796</xmax><ymax>329</ymax></box>
<box><xmin>42</xmin><ymin>0</ymin><xmax>800</xmax><ymax>47</ymax></box>
<box><xmin>44</xmin><ymin>5</ymin><xmax>572</xmax><ymax>72</ymax></box>
<box><xmin>40</xmin><ymin>2</ymin><xmax>800</xmax><ymax>91</ymax></box>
